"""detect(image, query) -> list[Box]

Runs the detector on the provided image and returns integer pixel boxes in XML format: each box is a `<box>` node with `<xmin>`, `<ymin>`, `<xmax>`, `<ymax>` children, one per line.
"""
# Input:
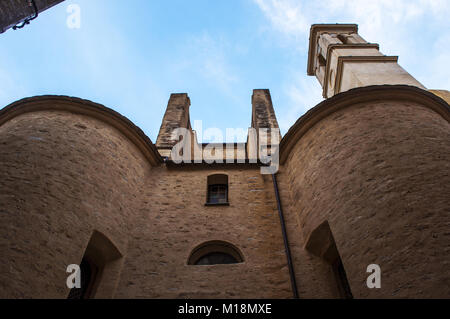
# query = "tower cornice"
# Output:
<box><xmin>307</xmin><ymin>24</ymin><xmax>358</xmax><ymax>76</ymax></box>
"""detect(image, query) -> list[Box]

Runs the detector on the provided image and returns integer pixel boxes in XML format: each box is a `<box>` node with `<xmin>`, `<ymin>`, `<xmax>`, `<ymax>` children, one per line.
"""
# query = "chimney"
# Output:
<box><xmin>251</xmin><ymin>89</ymin><xmax>279</xmax><ymax>131</ymax></box>
<box><xmin>156</xmin><ymin>93</ymin><xmax>192</xmax><ymax>150</ymax></box>
<box><xmin>307</xmin><ymin>24</ymin><xmax>425</xmax><ymax>98</ymax></box>
<box><xmin>249</xmin><ymin>89</ymin><xmax>281</xmax><ymax>161</ymax></box>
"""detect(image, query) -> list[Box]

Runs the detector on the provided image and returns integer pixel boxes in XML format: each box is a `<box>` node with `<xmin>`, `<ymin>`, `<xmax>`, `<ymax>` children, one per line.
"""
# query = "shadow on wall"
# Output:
<box><xmin>305</xmin><ymin>221</ymin><xmax>353</xmax><ymax>299</ymax></box>
<box><xmin>67</xmin><ymin>230</ymin><xmax>123</xmax><ymax>299</ymax></box>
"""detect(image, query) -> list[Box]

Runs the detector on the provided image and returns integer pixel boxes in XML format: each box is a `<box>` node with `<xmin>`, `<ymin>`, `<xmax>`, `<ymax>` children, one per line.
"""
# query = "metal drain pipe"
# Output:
<box><xmin>272</xmin><ymin>173</ymin><xmax>299</xmax><ymax>299</ymax></box>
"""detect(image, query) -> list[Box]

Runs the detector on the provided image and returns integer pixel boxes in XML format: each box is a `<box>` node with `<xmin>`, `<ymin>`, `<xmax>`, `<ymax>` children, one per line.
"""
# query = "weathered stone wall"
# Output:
<box><xmin>115</xmin><ymin>165</ymin><xmax>292</xmax><ymax>298</ymax></box>
<box><xmin>430</xmin><ymin>90</ymin><xmax>450</xmax><ymax>104</ymax></box>
<box><xmin>282</xmin><ymin>98</ymin><xmax>450</xmax><ymax>298</ymax></box>
<box><xmin>0</xmin><ymin>108</ymin><xmax>152</xmax><ymax>298</ymax></box>
<box><xmin>1</xmin><ymin>88</ymin><xmax>448</xmax><ymax>299</ymax></box>
<box><xmin>0</xmin><ymin>97</ymin><xmax>293</xmax><ymax>299</ymax></box>
<box><xmin>276</xmin><ymin>168</ymin><xmax>341</xmax><ymax>298</ymax></box>
<box><xmin>0</xmin><ymin>0</ymin><xmax>64</xmax><ymax>33</ymax></box>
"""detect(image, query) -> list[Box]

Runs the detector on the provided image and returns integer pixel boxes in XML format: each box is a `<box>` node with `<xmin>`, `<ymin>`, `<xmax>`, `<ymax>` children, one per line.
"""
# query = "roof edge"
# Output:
<box><xmin>0</xmin><ymin>95</ymin><xmax>163</xmax><ymax>166</ymax></box>
<box><xmin>280</xmin><ymin>85</ymin><xmax>450</xmax><ymax>164</ymax></box>
<box><xmin>307</xmin><ymin>23</ymin><xmax>358</xmax><ymax>76</ymax></box>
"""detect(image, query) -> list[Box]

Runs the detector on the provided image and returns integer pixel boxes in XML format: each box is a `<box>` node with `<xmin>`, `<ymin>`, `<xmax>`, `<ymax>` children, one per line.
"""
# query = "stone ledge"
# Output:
<box><xmin>280</xmin><ymin>85</ymin><xmax>450</xmax><ymax>164</ymax></box>
<box><xmin>204</xmin><ymin>202</ymin><xmax>230</xmax><ymax>207</ymax></box>
<box><xmin>0</xmin><ymin>95</ymin><xmax>163</xmax><ymax>166</ymax></box>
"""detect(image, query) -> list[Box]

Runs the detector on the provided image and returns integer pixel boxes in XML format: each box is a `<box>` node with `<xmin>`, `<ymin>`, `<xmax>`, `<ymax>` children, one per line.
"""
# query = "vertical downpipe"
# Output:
<box><xmin>272</xmin><ymin>173</ymin><xmax>299</xmax><ymax>299</ymax></box>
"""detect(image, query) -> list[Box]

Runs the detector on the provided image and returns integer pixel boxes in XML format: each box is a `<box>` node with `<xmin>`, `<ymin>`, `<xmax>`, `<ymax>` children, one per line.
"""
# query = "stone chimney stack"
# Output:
<box><xmin>156</xmin><ymin>93</ymin><xmax>192</xmax><ymax>150</ymax></box>
<box><xmin>307</xmin><ymin>24</ymin><xmax>425</xmax><ymax>98</ymax></box>
<box><xmin>249</xmin><ymin>89</ymin><xmax>281</xmax><ymax>160</ymax></box>
<box><xmin>251</xmin><ymin>89</ymin><xmax>279</xmax><ymax>131</ymax></box>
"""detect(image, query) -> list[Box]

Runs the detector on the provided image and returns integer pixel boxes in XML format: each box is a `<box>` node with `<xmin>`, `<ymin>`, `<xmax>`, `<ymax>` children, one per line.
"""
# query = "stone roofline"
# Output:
<box><xmin>0</xmin><ymin>95</ymin><xmax>164</xmax><ymax>166</ymax></box>
<box><xmin>1</xmin><ymin>86</ymin><xmax>449</xmax><ymax>168</ymax></box>
<box><xmin>280</xmin><ymin>85</ymin><xmax>450</xmax><ymax>164</ymax></box>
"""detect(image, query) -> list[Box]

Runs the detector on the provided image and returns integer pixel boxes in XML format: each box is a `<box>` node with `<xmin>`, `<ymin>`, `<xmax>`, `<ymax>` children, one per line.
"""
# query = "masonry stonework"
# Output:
<box><xmin>0</xmin><ymin>104</ymin><xmax>152</xmax><ymax>298</ymax></box>
<box><xmin>280</xmin><ymin>89</ymin><xmax>450</xmax><ymax>298</ymax></box>
<box><xmin>0</xmin><ymin>24</ymin><xmax>449</xmax><ymax>299</ymax></box>
<box><xmin>115</xmin><ymin>166</ymin><xmax>291</xmax><ymax>298</ymax></box>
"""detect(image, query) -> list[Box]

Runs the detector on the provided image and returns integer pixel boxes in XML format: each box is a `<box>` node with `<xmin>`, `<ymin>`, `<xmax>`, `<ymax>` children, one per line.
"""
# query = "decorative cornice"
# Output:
<box><xmin>334</xmin><ymin>56</ymin><xmax>399</xmax><ymax>96</ymax></box>
<box><xmin>429</xmin><ymin>90</ymin><xmax>450</xmax><ymax>104</ymax></box>
<box><xmin>321</xmin><ymin>44</ymin><xmax>380</xmax><ymax>98</ymax></box>
<box><xmin>0</xmin><ymin>95</ymin><xmax>163</xmax><ymax>166</ymax></box>
<box><xmin>280</xmin><ymin>85</ymin><xmax>450</xmax><ymax>164</ymax></box>
<box><xmin>307</xmin><ymin>24</ymin><xmax>358</xmax><ymax>76</ymax></box>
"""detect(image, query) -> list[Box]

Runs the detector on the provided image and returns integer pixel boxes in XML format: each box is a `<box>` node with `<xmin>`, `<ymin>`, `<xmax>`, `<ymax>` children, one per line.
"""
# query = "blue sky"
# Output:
<box><xmin>1</xmin><ymin>0</ymin><xmax>449</xmax><ymax>142</ymax></box>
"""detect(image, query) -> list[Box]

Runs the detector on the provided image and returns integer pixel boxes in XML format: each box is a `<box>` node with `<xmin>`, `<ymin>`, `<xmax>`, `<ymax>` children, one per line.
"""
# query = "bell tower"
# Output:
<box><xmin>307</xmin><ymin>24</ymin><xmax>425</xmax><ymax>98</ymax></box>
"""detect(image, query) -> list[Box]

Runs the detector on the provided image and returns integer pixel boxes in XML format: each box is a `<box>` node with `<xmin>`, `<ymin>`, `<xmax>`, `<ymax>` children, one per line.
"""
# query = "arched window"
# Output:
<box><xmin>188</xmin><ymin>241</ymin><xmax>244</xmax><ymax>265</ymax></box>
<box><xmin>206</xmin><ymin>174</ymin><xmax>228</xmax><ymax>205</ymax></box>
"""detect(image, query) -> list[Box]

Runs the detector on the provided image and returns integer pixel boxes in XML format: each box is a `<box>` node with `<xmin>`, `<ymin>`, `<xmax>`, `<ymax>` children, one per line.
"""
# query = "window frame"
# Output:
<box><xmin>188</xmin><ymin>240</ymin><xmax>244</xmax><ymax>265</ymax></box>
<box><xmin>205</xmin><ymin>174</ymin><xmax>229</xmax><ymax>206</ymax></box>
<box><xmin>207</xmin><ymin>183</ymin><xmax>228</xmax><ymax>205</ymax></box>
<box><xmin>194</xmin><ymin>252</ymin><xmax>239</xmax><ymax>265</ymax></box>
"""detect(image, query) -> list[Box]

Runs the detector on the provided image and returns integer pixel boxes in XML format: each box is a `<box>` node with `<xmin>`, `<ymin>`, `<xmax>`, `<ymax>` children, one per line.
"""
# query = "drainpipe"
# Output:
<box><xmin>13</xmin><ymin>0</ymin><xmax>39</xmax><ymax>30</ymax></box>
<box><xmin>272</xmin><ymin>173</ymin><xmax>299</xmax><ymax>299</ymax></box>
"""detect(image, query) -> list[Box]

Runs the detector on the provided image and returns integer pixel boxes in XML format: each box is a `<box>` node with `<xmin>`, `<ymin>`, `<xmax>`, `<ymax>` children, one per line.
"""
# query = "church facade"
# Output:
<box><xmin>0</xmin><ymin>24</ymin><xmax>449</xmax><ymax>299</ymax></box>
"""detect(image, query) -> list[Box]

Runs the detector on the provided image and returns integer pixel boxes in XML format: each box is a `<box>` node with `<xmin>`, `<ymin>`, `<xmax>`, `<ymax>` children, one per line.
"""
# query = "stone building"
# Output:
<box><xmin>0</xmin><ymin>0</ymin><xmax>64</xmax><ymax>33</ymax></box>
<box><xmin>0</xmin><ymin>24</ymin><xmax>449</xmax><ymax>299</ymax></box>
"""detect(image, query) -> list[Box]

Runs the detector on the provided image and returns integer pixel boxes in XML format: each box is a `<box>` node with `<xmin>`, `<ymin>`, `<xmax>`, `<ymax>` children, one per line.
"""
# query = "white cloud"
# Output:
<box><xmin>254</xmin><ymin>0</ymin><xmax>310</xmax><ymax>42</ymax></box>
<box><xmin>0</xmin><ymin>67</ymin><xmax>28</xmax><ymax>105</ymax></box>
<box><xmin>192</xmin><ymin>33</ymin><xmax>240</xmax><ymax>93</ymax></box>
<box><xmin>254</xmin><ymin>0</ymin><xmax>450</xmax><ymax>132</ymax></box>
<box><xmin>424</xmin><ymin>33</ymin><xmax>450</xmax><ymax>89</ymax></box>
<box><xmin>172</xmin><ymin>32</ymin><xmax>240</xmax><ymax>96</ymax></box>
<box><xmin>254</xmin><ymin>0</ymin><xmax>449</xmax><ymax>35</ymax></box>
<box><xmin>278</xmin><ymin>75</ymin><xmax>323</xmax><ymax>133</ymax></box>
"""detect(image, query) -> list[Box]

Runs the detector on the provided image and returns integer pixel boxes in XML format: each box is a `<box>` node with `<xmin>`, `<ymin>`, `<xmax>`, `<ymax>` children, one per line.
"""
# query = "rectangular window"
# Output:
<box><xmin>207</xmin><ymin>184</ymin><xmax>228</xmax><ymax>204</ymax></box>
